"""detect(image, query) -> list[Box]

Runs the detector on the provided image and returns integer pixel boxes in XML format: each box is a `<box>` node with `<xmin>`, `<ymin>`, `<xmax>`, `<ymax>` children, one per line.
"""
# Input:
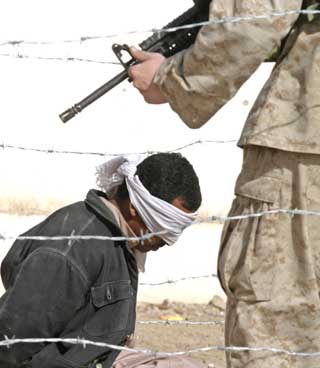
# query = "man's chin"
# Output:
<box><xmin>136</xmin><ymin>245</ymin><xmax>160</xmax><ymax>252</ymax></box>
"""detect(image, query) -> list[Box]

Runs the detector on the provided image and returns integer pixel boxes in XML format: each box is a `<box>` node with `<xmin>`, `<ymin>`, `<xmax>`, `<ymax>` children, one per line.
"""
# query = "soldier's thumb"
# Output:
<box><xmin>130</xmin><ymin>47</ymin><xmax>154</xmax><ymax>62</ymax></box>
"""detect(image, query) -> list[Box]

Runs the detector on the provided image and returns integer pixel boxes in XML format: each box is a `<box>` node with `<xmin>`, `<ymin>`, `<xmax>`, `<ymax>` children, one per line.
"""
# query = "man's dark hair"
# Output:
<box><xmin>117</xmin><ymin>153</ymin><xmax>201</xmax><ymax>212</ymax></box>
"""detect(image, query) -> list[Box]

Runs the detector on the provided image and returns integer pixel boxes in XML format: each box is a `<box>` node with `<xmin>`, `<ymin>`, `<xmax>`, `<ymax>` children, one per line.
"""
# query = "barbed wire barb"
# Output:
<box><xmin>2</xmin><ymin>209</ymin><xmax>320</xmax><ymax>243</ymax></box>
<box><xmin>0</xmin><ymin>9</ymin><xmax>319</xmax><ymax>49</ymax></box>
<box><xmin>137</xmin><ymin>320</ymin><xmax>224</xmax><ymax>326</ymax></box>
<box><xmin>140</xmin><ymin>273</ymin><xmax>218</xmax><ymax>286</ymax></box>
<box><xmin>2</xmin><ymin>337</ymin><xmax>320</xmax><ymax>358</ymax></box>
<box><xmin>0</xmin><ymin>139</ymin><xmax>237</xmax><ymax>157</ymax></box>
<box><xmin>0</xmin><ymin>52</ymin><xmax>121</xmax><ymax>65</ymax></box>
<box><xmin>0</xmin><ymin>231</ymin><xmax>166</xmax><ymax>243</ymax></box>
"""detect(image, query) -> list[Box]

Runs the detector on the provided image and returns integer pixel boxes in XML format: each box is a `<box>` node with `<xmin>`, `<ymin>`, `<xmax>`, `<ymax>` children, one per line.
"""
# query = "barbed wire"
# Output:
<box><xmin>139</xmin><ymin>274</ymin><xmax>218</xmax><ymax>285</ymax></box>
<box><xmin>0</xmin><ymin>34</ymin><xmax>125</xmax><ymax>47</ymax></box>
<box><xmin>0</xmin><ymin>231</ymin><xmax>166</xmax><ymax>242</ymax></box>
<box><xmin>2</xmin><ymin>208</ymin><xmax>320</xmax><ymax>243</ymax></box>
<box><xmin>0</xmin><ymin>52</ymin><xmax>120</xmax><ymax>65</ymax></box>
<box><xmin>137</xmin><ymin>320</ymin><xmax>224</xmax><ymax>326</ymax></box>
<box><xmin>208</xmin><ymin>208</ymin><xmax>320</xmax><ymax>222</ymax></box>
<box><xmin>0</xmin><ymin>9</ymin><xmax>318</xmax><ymax>49</ymax></box>
<box><xmin>0</xmin><ymin>139</ymin><xmax>237</xmax><ymax>156</ymax></box>
<box><xmin>1</xmin><ymin>336</ymin><xmax>320</xmax><ymax>358</ymax></box>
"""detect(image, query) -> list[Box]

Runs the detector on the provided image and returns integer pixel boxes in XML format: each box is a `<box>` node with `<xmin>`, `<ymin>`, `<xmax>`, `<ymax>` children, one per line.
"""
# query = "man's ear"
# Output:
<box><xmin>129</xmin><ymin>202</ymin><xmax>138</xmax><ymax>218</ymax></box>
<box><xmin>172</xmin><ymin>197</ymin><xmax>192</xmax><ymax>213</ymax></box>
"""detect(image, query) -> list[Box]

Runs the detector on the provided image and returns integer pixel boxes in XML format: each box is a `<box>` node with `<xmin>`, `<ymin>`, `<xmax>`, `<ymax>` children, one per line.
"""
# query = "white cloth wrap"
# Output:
<box><xmin>96</xmin><ymin>155</ymin><xmax>197</xmax><ymax>245</ymax></box>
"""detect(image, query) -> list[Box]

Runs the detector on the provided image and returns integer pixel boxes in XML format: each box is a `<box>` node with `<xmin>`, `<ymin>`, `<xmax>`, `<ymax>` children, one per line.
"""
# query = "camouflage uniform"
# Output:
<box><xmin>154</xmin><ymin>0</ymin><xmax>320</xmax><ymax>366</ymax></box>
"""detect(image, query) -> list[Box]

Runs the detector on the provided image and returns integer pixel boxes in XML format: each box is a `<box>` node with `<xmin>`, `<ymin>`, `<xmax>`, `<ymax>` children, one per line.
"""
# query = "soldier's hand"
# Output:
<box><xmin>128</xmin><ymin>47</ymin><xmax>168</xmax><ymax>104</ymax></box>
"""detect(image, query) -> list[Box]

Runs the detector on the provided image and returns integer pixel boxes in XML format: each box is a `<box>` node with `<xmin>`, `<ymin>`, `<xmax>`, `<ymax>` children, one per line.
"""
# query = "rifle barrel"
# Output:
<box><xmin>59</xmin><ymin>70</ymin><xmax>128</xmax><ymax>123</ymax></box>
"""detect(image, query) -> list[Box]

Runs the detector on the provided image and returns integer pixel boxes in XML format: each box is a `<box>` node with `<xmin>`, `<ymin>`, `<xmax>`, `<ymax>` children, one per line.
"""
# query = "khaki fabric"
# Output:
<box><xmin>218</xmin><ymin>146</ymin><xmax>320</xmax><ymax>367</ymax></box>
<box><xmin>153</xmin><ymin>1</ymin><xmax>320</xmax><ymax>366</ymax></box>
<box><xmin>154</xmin><ymin>0</ymin><xmax>320</xmax><ymax>154</ymax></box>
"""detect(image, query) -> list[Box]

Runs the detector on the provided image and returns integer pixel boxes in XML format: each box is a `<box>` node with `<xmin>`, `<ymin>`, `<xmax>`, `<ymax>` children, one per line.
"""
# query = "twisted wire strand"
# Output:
<box><xmin>137</xmin><ymin>320</ymin><xmax>224</xmax><ymax>326</ymax></box>
<box><xmin>0</xmin><ymin>52</ymin><xmax>120</xmax><ymax>65</ymax></box>
<box><xmin>0</xmin><ymin>139</ymin><xmax>237</xmax><ymax>157</ymax></box>
<box><xmin>139</xmin><ymin>274</ymin><xmax>218</xmax><ymax>286</ymax></box>
<box><xmin>1</xmin><ymin>336</ymin><xmax>320</xmax><ymax>358</ymax></box>
<box><xmin>2</xmin><ymin>208</ymin><xmax>320</xmax><ymax>243</ymax></box>
<box><xmin>0</xmin><ymin>9</ymin><xmax>318</xmax><ymax>47</ymax></box>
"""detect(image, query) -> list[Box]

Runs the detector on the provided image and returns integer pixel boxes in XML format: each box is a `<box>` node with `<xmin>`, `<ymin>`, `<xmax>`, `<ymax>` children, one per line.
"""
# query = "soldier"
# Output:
<box><xmin>128</xmin><ymin>1</ymin><xmax>320</xmax><ymax>367</ymax></box>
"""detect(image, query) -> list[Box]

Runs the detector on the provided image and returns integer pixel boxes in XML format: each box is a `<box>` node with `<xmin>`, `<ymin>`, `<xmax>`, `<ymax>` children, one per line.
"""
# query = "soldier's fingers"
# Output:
<box><xmin>132</xmin><ymin>78</ymin><xmax>149</xmax><ymax>91</ymax></box>
<box><xmin>130</xmin><ymin>47</ymin><xmax>155</xmax><ymax>62</ymax></box>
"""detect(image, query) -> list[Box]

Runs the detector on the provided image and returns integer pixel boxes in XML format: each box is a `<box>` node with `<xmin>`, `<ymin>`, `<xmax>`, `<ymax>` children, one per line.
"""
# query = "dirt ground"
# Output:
<box><xmin>134</xmin><ymin>297</ymin><xmax>226</xmax><ymax>368</ymax></box>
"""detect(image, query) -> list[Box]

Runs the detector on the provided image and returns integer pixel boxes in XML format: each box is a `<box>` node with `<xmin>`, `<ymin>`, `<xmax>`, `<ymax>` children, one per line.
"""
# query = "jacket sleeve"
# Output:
<box><xmin>154</xmin><ymin>0</ymin><xmax>303</xmax><ymax>128</ymax></box>
<box><xmin>0</xmin><ymin>248</ymin><xmax>89</xmax><ymax>366</ymax></box>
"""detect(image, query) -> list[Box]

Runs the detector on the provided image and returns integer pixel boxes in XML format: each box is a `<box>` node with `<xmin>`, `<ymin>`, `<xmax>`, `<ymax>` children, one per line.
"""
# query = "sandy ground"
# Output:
<box><xmin>135</xmin><ymin>299</ymin><xmax>226</xmax><ymax>368</ymax></box>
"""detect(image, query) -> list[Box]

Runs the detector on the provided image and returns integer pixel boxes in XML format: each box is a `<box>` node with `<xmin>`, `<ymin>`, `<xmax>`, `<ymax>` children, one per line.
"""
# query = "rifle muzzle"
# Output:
<box><xmin>59</xmin><ymin>104</ymin><xmax>82</xmax><ymax>123</ymax></box>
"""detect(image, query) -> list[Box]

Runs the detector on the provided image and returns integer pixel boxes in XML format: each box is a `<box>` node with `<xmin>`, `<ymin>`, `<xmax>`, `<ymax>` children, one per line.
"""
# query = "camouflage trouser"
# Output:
<box><xmin>218</xmin><ymin>146</ymin><xmax>320</xmax><ymax>368</ymax></box>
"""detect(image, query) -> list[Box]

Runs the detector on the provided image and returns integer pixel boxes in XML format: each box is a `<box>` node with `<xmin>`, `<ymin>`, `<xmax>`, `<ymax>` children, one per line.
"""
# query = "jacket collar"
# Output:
<box><xmin>85</xmin><ymin>189</ymin><xmax>121</xmax><ymax>230</ymax></box>
<box><xmin>85</xmin><ymin>189</ymin><xmax>137</xmax><ymax>257</ymax></box>
<box><xmin>85</xmin><ymin>189</ymin><xmax>139</xmax><ymax>288</ymax></box>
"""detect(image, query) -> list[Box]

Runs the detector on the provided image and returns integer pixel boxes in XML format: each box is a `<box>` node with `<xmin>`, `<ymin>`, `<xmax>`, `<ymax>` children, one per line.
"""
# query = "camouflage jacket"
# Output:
<box><xmin>154</xmin><ymin>0</ymin><xmax>320</xmax><ymax>154</ymax></box>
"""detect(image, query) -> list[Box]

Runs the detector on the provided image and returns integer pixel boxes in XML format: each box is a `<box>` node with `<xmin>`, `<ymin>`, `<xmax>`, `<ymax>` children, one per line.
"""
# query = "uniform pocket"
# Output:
<box><xmin>218</xmin><ymin>176</ymin><xmax>281</xmax><ymax>302</ymax></box>
<box><xmin>84</xmin><ymin>280</ymin><xmax>134</xmax><ymax>337</ymax></box>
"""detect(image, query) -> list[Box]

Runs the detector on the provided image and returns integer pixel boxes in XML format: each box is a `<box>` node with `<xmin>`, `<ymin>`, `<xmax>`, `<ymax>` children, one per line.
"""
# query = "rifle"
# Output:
<box><xmin>59</xmin><ymin>0</ymin><xmax>211</xmax><ymax>123</ymax></box>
